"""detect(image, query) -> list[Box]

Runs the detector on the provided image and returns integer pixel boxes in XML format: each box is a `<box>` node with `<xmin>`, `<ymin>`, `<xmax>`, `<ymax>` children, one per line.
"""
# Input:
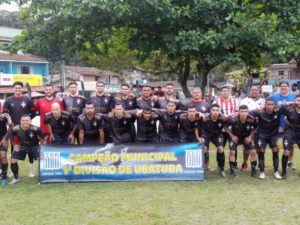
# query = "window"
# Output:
<box><xmin>278</xmin><ymin>70</ymin><xmax>285</xmax><ymax>79</ymax></box>
<box><xmin>20</xmin><ymin>66</ymin><xmax>30</xmax><ymax>74</ymax></box>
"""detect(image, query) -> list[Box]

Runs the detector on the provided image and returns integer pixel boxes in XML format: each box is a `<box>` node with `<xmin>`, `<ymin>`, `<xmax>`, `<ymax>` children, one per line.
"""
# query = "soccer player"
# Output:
<box><xmin>280</xmin><ymin>94</ymin><xmax>300</xmax><ymax>179</ymax></box>
<box><xmin>185</xmin><ymin>88</ymin><xmax>210</xmax><ymax>113</ymax></box>
<box><xmin>133</xmin><ymin>107</ymin><xmax>159</xmax><ymax>144</ymax></box>
<box><xmin>45</xmin><ymin>103</ymin><xmax>76</xmax><ymax>145</ymax></box>
<box><xmin>10</xmin><ymin>114</ymin><xmax>45</xmax><ymax>184</ymax></box>
<box><xmin>136</xmin><ymin>85</ymin><xmax>159</xmax><ymax>109</ymax></box>
<box><xmin>154</xmin><ymin>101</ymin><xmax>181</xmax><ymax>144</ymax></box>
<box><xmin>225</xmin><ymin>105</ymin><xmax>258</xmax><ymax>178</ymax></box>
<box><xmin>34</xmin><ymin>84</ymin><xmax>64</xmax><ymax>144</ymax></box>
<box><xmin>0</xmin><ymin>113</ymin><xmax>13</xmax><ymax>185</ymax></box>
<box><xmin>87</xmin><ymin>81</ymin><xmax>114</xmax><ymax>143</ymax></box>
<box><xmin>272</xmin><ymin>81</ymin><xmax>296</xmax><ymax>169</ymax></box>
<box><xmin>250</xmin><ymin>98</ymin><xmax>283</xmax><ymax>179</ymax></box>
<box><xmin>178</xmin><ymin>105</ymin><xmax>200</xmax><ymax>143</ymax></box>
<box><xmin>3</xmin><ymin>81</ymin><xmax>35</xmax><ymax>177</ymax></box>
<box><xmin>62</xmin><ymin>82</ymin><xmax>86</xmax><ymax>143</ymax></box>
<box><xmin>195</xmin><ymin>104</ymin><xmax>227</xmax><ymax>177</ymax></box>
<box><xmin>77</xmin><ymin>102</ymin><xmax>105</xmax><ymax>145</ymax></box>
<box><xmin>106</xmin><ymin>104</ymin><xmax>136</xmax><ymax>144</ymax></box>
<box><xmin>239</xmin><ymin>85</ymin><xmax>265</xmax><ymax>172</ymax></box>
<box><xmin>157</xmin><ymin>83</ymin><xmax>182</xmax><ymax>110</ymax></box>
<box><xmin>114</xmin><ymin>84</ymin><xmax>137</xmax><ymax>111</ymax></box>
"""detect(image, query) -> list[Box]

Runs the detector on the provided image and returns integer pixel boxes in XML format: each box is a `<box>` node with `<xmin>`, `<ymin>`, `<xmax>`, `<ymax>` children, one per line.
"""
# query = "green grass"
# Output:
<box><xmin>1</xmin><ymin>148</ymin><xmax>300</xmax><ymax>225</ymax></box>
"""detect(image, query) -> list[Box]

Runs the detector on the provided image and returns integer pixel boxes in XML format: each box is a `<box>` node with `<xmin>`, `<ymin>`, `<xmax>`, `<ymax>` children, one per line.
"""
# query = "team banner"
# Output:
<box><xmin>39</xmin><ymin>143</ymin><xmax>204</xmax><ymax>183</ymax></box>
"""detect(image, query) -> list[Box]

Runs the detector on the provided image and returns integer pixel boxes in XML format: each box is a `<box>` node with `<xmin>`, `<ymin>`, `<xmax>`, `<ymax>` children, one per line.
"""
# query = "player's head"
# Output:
<box><xmin>220</xmin><ymin>86</ymin><xmax>230</xmax><ymax>99</ymax></box>
<box><xmin>51</xmin><ymin>102</ymin><xmax>62</xmax><ymax>117</ymax></box>
<box><xmin>239</xmin><ymin>104</ymin><xmax>249</xmax><ymax>119</ymax></box>
<box><xmin>187</xmin><ymin>105</ymin><xmax>197</xmax><ymax>118</ymax></box>
<box><xmin>166</xmin><ymin>101</ymin><xmax>176</xmax><ymax>114</ymax></box>
<box><xmin>96</xmin><ymin>81</ymin><xmax>105</xmax><ymax>94</ymax></box>
<box><xmin>20</xmin><ymin>114</ymin><xmax>31</xmax><ymax>129</ymax></box>
<box><xmin>250</xmin><ymin>85</ymin><xmax>260</xmax><ymax>98</ymax></box>
<box><xmin>165</xmin><ymin>83</ymin><xmax>174</xmax><ymax>96</ymax></box>
<box><xmin>114</xmin><ymin>103</ymin><xmax>125</xmax><ymax>116</ymax></box>
<box><xmin>192</xmin><ymin>88</ymin><xmax>202</xmax><ymax>100</ymax></box>
<box><xmin>295</xmin><ymin>94</ymin><xmax>300</xmax><ymax>108</ymax></box>
<box><xmin>210</xmin><ymin>104</ymin><xmax>220</xmax><ymax>117</ymax></box>
<box><xmin>265</xmin><ymin>98</ymin><xmax>275</xmax><ymax>112</ymax></box>
<box><xmin>279</xmin><ymin>81</ymin><xmax>289</xmax><ymax>95</ymax></box>
<box><xmin>68</xmin><ymin>82</ymin><xmax>78</xmax><ymax>95</ymax></box>
<box><xmin>121</xmin><ymin>84</ymin><xmax>130</xmax><ymax>96</ymax></box>
<box><xmin>45</xmin><ymin>84</ymin><xmax>54</xmax><ymax>97</ymax></box>
<box><xmin>141</xmin><ymin>85</ymin><xmax>152</xmax><ymax>98</ymax></box>
<box><xmin>142</xmin><ymin>107</ymin><xmax>152</xmax><ymax>120</ymax></box>
<box><xmin>85</xmin><ymin>101</ymin><xmax>95</xmax><ymax>115</ymax></box>
<box><xmin>13</xmin><ymin>81</ymin><xmax>23</xmax><ymax>96</ymax></box>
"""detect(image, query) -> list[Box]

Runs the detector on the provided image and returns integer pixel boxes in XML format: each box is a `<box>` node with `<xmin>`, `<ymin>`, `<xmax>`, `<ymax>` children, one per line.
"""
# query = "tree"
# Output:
<box><xmin>9</xmin><ymin>0</ymin><xmax>300</xmax><ymax>95</ymax></box>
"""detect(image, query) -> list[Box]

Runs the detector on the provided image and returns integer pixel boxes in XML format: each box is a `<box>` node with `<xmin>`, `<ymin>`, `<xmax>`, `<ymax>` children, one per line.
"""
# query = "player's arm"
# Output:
<box><xmin>68</xmin><ymin>116</ymin><xmax>77</xmax><ymax>144</ymax></box>
<box><xmin>224</xmin><ymin>125</ymin><xmax>238</xmax><ymax>143</ymax></box>
<box><xmin>79</xmin><ymin>129</ymin><xmax>84</xmax><ymax>145</ymax></box>
<box><xmin>99</xmin><ymin>128</ymin><xmax>104</xmax><ymax>145</ymax></box>
<box><xmin>195</xmin><ymin>127</ymin><xmax>204</xmax><ymax>144</ymax></box>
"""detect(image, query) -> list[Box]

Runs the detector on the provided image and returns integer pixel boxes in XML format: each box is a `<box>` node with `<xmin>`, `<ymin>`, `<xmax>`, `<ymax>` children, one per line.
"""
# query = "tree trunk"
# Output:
<box><xmin>195</xmin><ymin>54</ymin><xmax>210</xmax><ymax>93</ymax></box>
<box><xmin>178</xmin><ymin>56</ymin><xmax>192</xmax><ymax>98</ymax></box>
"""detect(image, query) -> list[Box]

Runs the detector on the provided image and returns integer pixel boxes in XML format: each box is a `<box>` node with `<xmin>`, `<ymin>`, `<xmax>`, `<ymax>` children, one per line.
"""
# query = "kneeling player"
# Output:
<box><xmin>0</xmin><ymin>113</ymin><xmax>13</xmax><ymax>185</ymax></box>
<box><xmin>195</xmin><ymin>104</ymin><xmax>227</xmax><ymax>177</ymax></box>
<box><xmin>225</xmin><ymin>105</ymin><xmax>257</xmax><ymax>178</ymax></box>
<box><xmin>10</xmin><ymin>114</ymin><xmax>45</xmax><ymax>184</ymax></box>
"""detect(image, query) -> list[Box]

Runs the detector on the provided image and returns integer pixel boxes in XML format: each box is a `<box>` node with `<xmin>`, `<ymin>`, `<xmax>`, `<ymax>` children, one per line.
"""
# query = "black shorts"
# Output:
<box><xmin>83</xmin><ymin>139</ymin><xmax>100</xmax><ymax>145</ymax></box>
<box><xmin>0</xmin><ymin>145</ymin><xmax>7</xmax><ymax>152</ymax></box>
<box><xmin>50</xmin><ymin>139</ymin><xmax>71</xmax><ymax>145</ymax></box>
<box><xmin>255</xmin><ymin>135</ymin><xmax>278</xmax><ymax>150</ymax></box>
<box><xmin>136</xmin><ymin>138</ymin><xmax>158</xmax><ymax>144</ymax></box>
<box><xmin>11</xmin><ymin>146</ymin><xmax>39</xmax><ymax>161</ymax></box>
<box><xmin>283</xmin><ymin>133</ymin><xmax>300</xmax><ymax>151</ymax></box>
<box><xmin>204</xmin><ymin>135</ymin><xmax>224</xmax><ymax>148</ymax></box>
<box><xmin>229</xmin><ymin>137</ymin><xmax>255</xmax><ymax>152</ymax></box>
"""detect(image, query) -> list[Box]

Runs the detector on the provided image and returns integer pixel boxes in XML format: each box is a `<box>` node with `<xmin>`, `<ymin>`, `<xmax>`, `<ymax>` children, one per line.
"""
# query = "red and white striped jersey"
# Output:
<box><xmin>214</xmin><ymin>97</ymin><xmax>239</xmax><ymax>116</ymax></box>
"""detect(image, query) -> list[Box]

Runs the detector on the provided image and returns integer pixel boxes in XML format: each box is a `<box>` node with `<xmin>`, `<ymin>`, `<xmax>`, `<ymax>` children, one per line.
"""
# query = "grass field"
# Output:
<box><xmin>1</xmin><ymin>148</ymin><xmax>300</xmax><ymax>225</ymax></box>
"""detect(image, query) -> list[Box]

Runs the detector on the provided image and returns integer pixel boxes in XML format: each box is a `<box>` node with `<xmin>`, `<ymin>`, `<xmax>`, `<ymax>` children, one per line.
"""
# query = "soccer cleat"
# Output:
<box><xmin>274</xmin><ymin>171</ymin><xmax>282</xmax><ymax>180</ymax></box>
<box><xmin>29</xmin><ymin>164</ymin><xmax>35</xmax><ymax>178</ymax></box>
<box><xmin>287</xmin><ymin>161</ymin><xmax>296</xmax><ymax>170</ymax></box>
<box><xmin>1</xmin><ymin>178</ymin><xmax>7</xmax><ymax>187</ymax></box>
<box><xmin>251</xmin><ymin>169</ymin><xmax>257</xmax><ymax>178</ymax></box>
<box><xmin>281</xmin><ymin>171</ymin><xmax>287</xmax><ymax>180</ymax></box>
<box><xmin>241</xmin><ymin>162</ymin><xmax>247</xmax><ymax>172</ymax></box>
<box><xmin>9</xmin><ymin>178</ymin><xmax>20</xmax><ymax>185</ymax></box>
<box><xmin>220</xmin><ymin>170</ymin><xmax>226</xmax><ymax>178</ymax></box>
<box><xmin>259</xmin><ymin>172</ymin><xmax>266</xmax><ymax>179</ymax></box>
<box><xmin>229</xmin><ymin>169</ymin><xmax>235</xmax><ymax>179</ymax></box>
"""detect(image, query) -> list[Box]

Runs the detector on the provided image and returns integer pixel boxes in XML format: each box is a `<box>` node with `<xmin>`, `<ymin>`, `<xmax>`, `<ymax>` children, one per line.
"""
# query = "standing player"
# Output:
<box><xmin>114</xmin><ymin>84</ymin><xmax>137</xmax><ymax>111</ymax></box>
<box><xmin>77</xmin><ymin>102</ymin><xmax>105</xmax><ymax>145</ymax></box>
<box><xmin>239</xmin><ymin>85</ymin><xmax>265</xmax><ymax>171</ymax></box>
<box><xmin>10</xmin><ymin>114</ymin><xmax>45</xmax><ymax>184</ymax></box>
<box><xmin>225</xmin><ymin>105</ymin><xmax>258</xmax><ymax>178</ymax></box>
<box><xmin>136</xmin><ymin>85</ymin><xmax>159</xmax><ymax>109</ymax></box>
<box><xmin>62</xmin><ymin>82</ymin><xmax>86</xmax><ymax>143</ymax></box>
<box><xmin>280</xmin><ymin>94</ymin><xmax>300</xmax><ymax>179</ymax></box>
<box><xmin>195</xmin><ymin>104</ymin><xmax>227</xmax><ymax>177</ymax></box>
<box><xmin>106</xmin><ymin>104</ymin><xmax>136</xmax><ymax>144</ymax></box>
<box><xmin>34</xmin><ymin>84</ymin><xmax>64</xmax><ymax>144</ymax></box>
<box><xmin>45</xmin><ymin>103</ymin><xmax>76</xmax><ymax>145</ymax></box>
<box><xmin>0</xmin><ymin>113</ymin><xmax>13</xmax><ymax>185</ymax></box>
<box><xmin>133</xmin><ymin>107</ymin><xmax>159</xmax><ymax>144</ymax></box>
<box><xmin>3</xmin><ymin>81</ymin><xmax>35</xmax><ymax>177</ymax></box>
<box><xmin>178</xmin><ymin>105</ymin><xmax>200</xmax><ymax>143</ymax></box>
<box><xmin>272</xmin><ymin>81</ymin><xmax>296</xmax><ymax>169</ymax></box>
<box><xmin>250</xmin><ymin>98</ymin><xmax>283</xmax><ymax>179</ymax></box>
<box><xmin>87</xmin><ymin>81</ymin><xmax>114</xmax><ymax>143</ymax></box>
<box><xmin>157</xmin><ymin>83</ymin><xmax>182</xmax><ymax>110</ymax></box>
<box><xmin>185</xmin><ymin>88</ymin><xmax>210</xmax><ymax>113</ymax></box>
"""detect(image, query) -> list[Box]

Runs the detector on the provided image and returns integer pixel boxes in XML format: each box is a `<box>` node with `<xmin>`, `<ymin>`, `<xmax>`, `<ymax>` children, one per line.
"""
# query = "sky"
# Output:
<box><xmin>0</xmin><ymin>2</ymin><xmax>19</xmax><ymax>12</ymax></box>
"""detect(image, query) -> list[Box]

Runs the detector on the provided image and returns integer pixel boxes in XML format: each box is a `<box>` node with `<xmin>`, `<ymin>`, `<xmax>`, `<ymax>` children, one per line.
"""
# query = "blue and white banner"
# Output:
<box><xmin>39</xmin><ymin>143</ymin><xmax>204</xmax><ymax>183</ymax></box>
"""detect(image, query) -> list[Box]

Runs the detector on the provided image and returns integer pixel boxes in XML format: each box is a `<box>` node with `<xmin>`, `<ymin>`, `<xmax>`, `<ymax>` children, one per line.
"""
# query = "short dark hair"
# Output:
<box><xmin>279</xmin><ymin>81</ymin><xmax>289</xmax><ymax>87</ymax></box>
<box><xmin>141</xmin><ymin>85</ymin><xmax>150</xmax><ymax>89</ymax></box>
<box><xmin>13</xmin><ymin>81</ymin><xmax>23</xmax><ymax>87</ymax></box>
<box><xmin>167</xmin><ymin>100</ymin><xmax>177</xmax><ymax>105</ymax></box>
<box><xmin>165</xmin><ymin>83</ymin><xmax>173</xmax><ymax>87</ymax></box>
<box><xmin>265</xmin><ymin>97</ymin><xmax>275</xmax><ymax>103</ymax></box>
<box><xmin>45</xmin><ymin>84</ymin><xmax>54</xmax><ymax>88</ymax></box>
<box><xmin>186</xmin><ymin>105</ymin><xmax>196</xmax><ymax>110</ymax></box>
<box><xmin>85</xmin><ymin>101</ymin><xmax>94</xmax><ymax>106</ymax></box>
<box><xmin>239</xmin><ymin>104</ymin><xmax>249</xmax><ymax>110</ymax></box>
<box><xmin>114</xmin><ymin>102</ymin><xmax>124</xmax><ymax>108</ymax></box>
<box><xmin>210</xmin><ymin>104</ymin><xmax>220</xmax><ymax>110</ymax></box>
<box><xmin>143</xmin><ymin>107</ymin><xmax>152</xmax><ymax>112</ymax></box>
<box><xmin>121</xmin><ymin>84</ymin><xmax>129</xmax><ymax>88</ymax></box>
<box><xmin>69</xmin><ymin>82</ymin><xmax>77</xmax><ymax>87</ymax></box>
<box><xmin>21</xmin><ymin>114</ymin><xmax>30</xmax><ymax>119</ymax></box>
<box><xmin>96</xmin><ymin>81</ymin><xmax>105</xmax><ymax>86</ymax></box>
<box><xmin>221</xmin><ymin>86</ymin><xmax>230</xmax><ymax>91</ymax></box>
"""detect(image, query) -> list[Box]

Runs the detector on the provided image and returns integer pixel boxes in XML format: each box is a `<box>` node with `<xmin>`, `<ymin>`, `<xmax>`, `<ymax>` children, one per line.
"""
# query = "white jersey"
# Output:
<box><xmin>240</xmin><ymin>97</ymin><xmax>265</xmax><ymax>111</ymax></box>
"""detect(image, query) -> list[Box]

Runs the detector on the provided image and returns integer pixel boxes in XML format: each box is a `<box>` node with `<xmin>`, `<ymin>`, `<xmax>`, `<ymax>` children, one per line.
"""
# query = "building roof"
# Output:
<box><xmin>64</xmin><ymin>66</ymin><xmax>120</xmax><ymax>77</ymax></box>
<box><xmin>0</xmin><ymin>86</ymin><xmax>59</xmax><ymax>94</ymax></box>
<box><xmin>0</xmin><ymin>51</ymin><xmax>48</xmax><ymax>63</ymax></box>
<box><xmin>0</xmin><ymin>26</ymin><xmax>23</xmax><ymax>38</ymax></box>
